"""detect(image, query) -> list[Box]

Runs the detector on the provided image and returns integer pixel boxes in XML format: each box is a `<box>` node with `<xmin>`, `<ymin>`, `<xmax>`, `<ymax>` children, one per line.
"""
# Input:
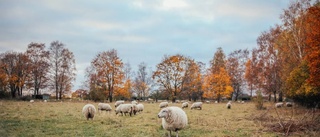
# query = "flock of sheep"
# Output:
<box><xmin>81</xmin><ymin>100</ymin><xmax>293</xmax><ymax>137</ymax></box>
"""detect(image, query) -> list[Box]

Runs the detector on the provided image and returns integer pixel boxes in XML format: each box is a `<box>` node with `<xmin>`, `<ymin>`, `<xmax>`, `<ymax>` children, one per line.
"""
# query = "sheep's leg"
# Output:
<box><xmin>176</xmin><ymin>131</ymin><xmax>179</xmax><ymax>137</ymax></box>
<box><xmin>168</xmin><ymin>130</ymin><xmax>171</xmax><ymax>137</ymax></box>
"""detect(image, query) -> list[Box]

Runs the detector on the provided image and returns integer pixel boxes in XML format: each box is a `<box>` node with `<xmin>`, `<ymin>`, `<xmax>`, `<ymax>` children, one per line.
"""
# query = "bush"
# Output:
<box><xmin>255</xmin><ymin>91</ymin><xmax>264</xmax><ymax>110</ymax></box>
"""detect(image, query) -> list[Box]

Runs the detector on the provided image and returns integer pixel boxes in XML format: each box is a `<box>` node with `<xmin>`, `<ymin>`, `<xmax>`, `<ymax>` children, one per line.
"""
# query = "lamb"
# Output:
<box><xmin>158</xmin><ymin>106</ymin><xmax>188</xmax><ymax>137</ymax></box>
<box><xmin>226</xmin><ymin>102</ymin><xmax>231</xmax><ymax>109</ymax></box>
<box><xmin>115</xmin><ymin>100</ymin><xmax>125</xmax><ymax>107</ymax></box>
<box><xmin>159</xmin><ymin>101</ymin><xmax>169</xmax><ymax>108</ymax></box>
<box><xmin>190</xmin><ymin>102</ymin><xmax>202</xmax><ymax>110</ymax></box>
<box><xmin>181</xmin><ymin>102</ymin><xmax>188</xmax><ymax>109</ymax></box>
<box><xmin>136</xmin><ymin>103</ymin><xmax>144</xmax><ymax>112</ymax></box>
<box><xmin>275</xmin><ymin>102</ymin><xmax>284</xmax><ymax>108</ymax></box>
<box><xmin>98</xmin><ymin>103</ymin><xmax>112</xmax><ymax>113</ymax></box>
<box><xmin>115</xmin><ymin>104</ymin><xmax>133</xmax><ymax>116</ymax></box>
<box><xmin>82</xmin><ymin>104</ymin><xmax>96</xmax><ymax>120</ymax></box>
<box><xmin>286</xmin><ymin>102</ymin><xmax>293</xmax><ymax>107</ymax></box>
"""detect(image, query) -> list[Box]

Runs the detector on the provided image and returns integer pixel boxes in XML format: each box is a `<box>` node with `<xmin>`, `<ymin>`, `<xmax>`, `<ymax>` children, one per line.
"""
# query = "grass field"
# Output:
<box><xmin>0</xmin><ymin>100</ymin><xmax>318</xmax><ymax>137</ymax></box>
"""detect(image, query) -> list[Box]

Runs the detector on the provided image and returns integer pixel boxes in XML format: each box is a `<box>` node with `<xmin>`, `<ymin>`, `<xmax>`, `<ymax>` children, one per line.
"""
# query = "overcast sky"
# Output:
<box><xmin>0</xmin><ymin>0</ymin><xmax>291</xmax><ymax>91</ymax></box>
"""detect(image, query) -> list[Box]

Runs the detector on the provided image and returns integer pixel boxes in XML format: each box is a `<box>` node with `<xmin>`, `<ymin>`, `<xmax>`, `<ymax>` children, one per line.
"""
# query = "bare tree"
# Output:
<box><xmin>49</xmin><ymin>41</ymin><xmax>76</xmax><ymax>100</ymax></box>
<box><xmin>133</xmin><ymin>62</ymin><xmax>152</xmax><ymax>100</ymax></box>
<box><xmin>25</xmin><ymin>42</ymin><xmax>50</xmax><ymax>96</ymax></box>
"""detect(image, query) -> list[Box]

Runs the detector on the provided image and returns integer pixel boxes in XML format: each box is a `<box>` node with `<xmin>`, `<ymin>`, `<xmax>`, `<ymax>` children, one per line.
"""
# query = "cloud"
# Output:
<box><xmin>0</xmin><ymin>0</ymin><xmax>291</xmax><ymax>91</ymax></box>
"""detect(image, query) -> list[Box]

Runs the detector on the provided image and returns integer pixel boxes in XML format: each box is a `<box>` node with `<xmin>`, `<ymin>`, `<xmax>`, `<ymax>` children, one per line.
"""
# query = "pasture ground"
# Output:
<box><xmin>0</xmin><ymin>100</ymin><xmax>318</xmax><ymax>137</ymax></box>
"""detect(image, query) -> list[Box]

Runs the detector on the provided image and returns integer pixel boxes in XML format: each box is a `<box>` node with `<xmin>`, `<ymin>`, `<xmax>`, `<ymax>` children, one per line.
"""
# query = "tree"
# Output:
<box><xmin>255</xmin><ymin>26</ymin><xmax>283</xmax><ymax>102</ymax></box>
<box><xmin>25</xmin><ymin>42</ymin><xmax>50</xmax><ymax>96</ymax></box>
<box><xmin>153</xmin><ymin>54</ymin><xmax>189</xmax><ymax>102</ymax></box>
<box><xmin>244</xmin><ymin>49</ymin><xmax>259</xmax><ymax>97</ymax></box>
<box><xmin>226</xmin><ymin>49</ymin><xmax>249</xmax><ymax>101</ymax></box>
<box><xmin>49</xmin><ymin>41</ymin><xmax>76</xmax><ymax>100</ymax></box>
<box><xmin>0</xmin><ymin>51</ymin><xmax>30</xmax><ymax>98</ymax></box>
<box><xmin>181</xmin><ymin>60</ymin><xmax>203</xmax><ymax>101</ymax></box>
<box><xmin>90</xmin><ymin>49</ymin><xmax>124</xmax><ymax>102</ymax></box>
<box><xmin>133</xmin><ymin>62</ymin><xmax>152</xmax><ymax>100</ymax></box>
<box><xmin>203</xmin><ymin>67</ymin><xmax>233</xmax><ymax>102</ymax></box>
<box><xmin>204</xmin><ymin>48</ymin><xmax>233</xmax><ymax>102</ymax></box>
<box><xmin>114</xmin><ymin>62</ymin><xmax>132</xmax><ymax>100</ymax></box>
<box><xmin>304</xmin><ymin>6</ymin><xmax>320</xmax><ymax>87</ymax></box>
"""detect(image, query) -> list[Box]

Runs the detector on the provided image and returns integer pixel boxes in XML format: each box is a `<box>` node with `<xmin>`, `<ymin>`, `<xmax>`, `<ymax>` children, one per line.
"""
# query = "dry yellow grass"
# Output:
<box><xmin>0</xmin><ymin>100</ymin><xmax>284</xmax><ymax>137</ymax></box>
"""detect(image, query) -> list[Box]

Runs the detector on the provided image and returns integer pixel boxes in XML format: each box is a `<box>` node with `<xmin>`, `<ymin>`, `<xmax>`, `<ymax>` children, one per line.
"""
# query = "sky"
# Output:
<box><xmin>0</xmin><ymin>0</ymin><xmax>291</xmax><ymax>91</ymax></box>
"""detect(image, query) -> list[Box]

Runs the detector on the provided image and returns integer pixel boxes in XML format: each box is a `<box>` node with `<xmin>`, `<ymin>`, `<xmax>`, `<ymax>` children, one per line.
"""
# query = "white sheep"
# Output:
<box><xmin>286</xmin><ymin>102</ymin><xmax>293</xmax><ymax>107</ymax></box>
<box><xmin>30</xmin><ymin>100</ymin><xmax>34</xmax><ymax>103</ymax></box>
<box><xmin>226</xmin><ymin>102</ymin><xmax>231</xmax><ymax>109</ymax></box>
<box><xmin>115</xmin><ymin>100</ymin><xmax>125</xmax><ymax>107</ymax></box>
<box><xmin>115</xmin><ymin>104</ymin><xmax>133</xmax><ymax>116</ymax></box>
<box><xmin>43</xmin><ymin>100</ymin><xmax>47</xmax><ymax>103</ymax></box>
<box><xmin>98</xmin><ymin>103</ymin><xmax>112</xmax><ymax>113</ymax></box>
<box><xmin>191</xmin><ymin>102</ymin><xmax>202</xmax><ymax>110</ymax></box>
<box><xmin>136</xmin><ymin>103</ymin><xmax>144</xmax><ymax>112</ymax></box>
<box><xmin>159</xmin><ymin>101</ymin><xmax>169</xmax><ymax>108</ymax></box>
<box><xmin>241</xmin><ymin>101</ymin><xmax>245</xmax><ymax>104</ymax></box>
<box><xmin>82</xmin><ymin>104</ymin><xmax>96</xmax><ymax>120</ymax></box>
<box><xmin>131</xmin><ymin>100</ymin><xmax>138</xmax><ymax>105</ymax></box>
<box><xmin>158</xmin><ymin>106</ymin><xmax>188</xmax><ymax>137</ymax></box>
<box><xmin>214</xmin><ymin>101</ymin><xmax>218</xmax><ymax>104</ymax></box>
<box><xmin>275</xmin><ymin>102</ymin><xmax>284</xmax><ymax>108</ymax></box>
<box><xmin>181</xmin><ymin>102</ymin><xmax>188</xmax><ymax>109</ymax></box>
<box><xmin>132</xmin><ymin>104</ymin><xmax>138</xmax><ymax>115</ymax></box>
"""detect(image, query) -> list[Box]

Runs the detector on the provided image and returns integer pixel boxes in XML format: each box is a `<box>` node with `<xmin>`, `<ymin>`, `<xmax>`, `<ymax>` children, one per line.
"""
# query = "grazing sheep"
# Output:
<box><xmin>132</xmin><ymin>104</ymin><xmax>138</xmax><ymax>115</ymax></box>
<box><xmin>115</xmin><ymin>100</ymin><xmax>125</xmax><ymax>107</ymax></box>
<box><xmin>226</xmin><ymin>102</ymin><xmax>231</xmax><ymax>109</ymax></box>
<box><xmin>205</xmin><ymin>100</ymin><xmax>210</xmax><ymax>104</ymax></box>
<box><xmin>275</xmin><ymin>102</ymin><xmax>284</xmax><ymax>108</ymax></box>
<box><xmin>286</xmin><ymin>102</ymin><xmax>293</xmax><ymax>107</ymax></box>
<box><xmin>158</xmin><ymin>106</ymin><xmax>188</xmax><ymax>137</ymax></box>
<box><xmin>181</xmin><ymin>102</ymin><xmax>188</xmax><ymax>109</ymax></box>
<box><xmin>241</xmin><ymin>101</ymin><xmax>245</xmax><ymax>104</ymax></box>
<box><xmin>30</xmin><ymin>100</ymin><xmax>34</xmax><ymax>103</ymax></box>
<box><xmin>43</xmin><ymin>100</ymin><xmax>47</xmax><ymax>103</ymax></box>
<box><xmin>98</xmin><ymin>103</ymin><xmax>112</xmax><ymax>113</ymax></box>
<box><xmin>115</xmin><ymin>104</ymin><xmax>133</xmax><ymax>116</ymax></box>
<box><xmin>159</xmin><ymin>102</ymin><xmax>169</xmax><ymax>108</ymax></box>
<box><xmin>131</xmin><ymin>100</ymin><xmax>138</xmax><ymax>105</ymax></box>
<box><xmin>82</xmin><ymin>104</ymin><xmax>96</xmax><ymax>120</ymax></box>
<box><xmin>214</xmin><ymin>101</ymin><xmax>218</xmax><ymax>104</ymax></box>
<box><xmin>191</xmin><ymin>102</ymin><xmax>203</xmax><ymax>110</ymax></box>
<box><xmin>136</xmin><ymin>103</ymin><xmax>144</xmax><ymax>112</ymax></box>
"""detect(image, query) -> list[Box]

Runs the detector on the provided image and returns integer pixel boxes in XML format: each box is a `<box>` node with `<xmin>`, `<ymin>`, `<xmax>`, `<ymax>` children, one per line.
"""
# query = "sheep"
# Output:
<box><xmin>214</xmin><ymin>101</ymin><xmax>218</xmax><ymax>104</ymax></box>
<box><xmin>30</xmin><ymin>100</ymin><xmax>34</xmax><ymax>103</ymax></box>
<box><xmin>131</xmin><ymin>100</ymin><xmax>138</xmax><ymax>105</ymax></box>
<box><xmin>115</xmin><ymin>104</ymin><xmax>133</xmax><ymax>116</ymax></box>
<box><xmin>181</xmin><ymin>102</ymin><xmax>188</xmax><ymax>109</ymax></box>
<box><xmin>226</xmin><ymin>102</ymin><xmax>231</xmax><ymax>109</ymax></box>
<box><xmin>159</xmin><ymin>102</ymin><xmax>169</xmax><ymax>108</ymax></box>
<box><xmin>286</xmin><ymin>102</ymin><xmax>293</xmax><ymax>107</ymax></box>
<box><xmin>43</xmin><ymin>100</ymin><xmax>47</xmax><ymax>103</ymax></box>
<box><xmin>115</xmin><ymin>100</ymin><xmax>125</xmax><ymax>107</ymax></box>
<box><xmin>275</xmin><ymin>102</ymin><xmax>284</xmax><ymax>108</ymax></box>
<box><xmin>158</xmin><ymin>106</ymin><xmax>188</xmax><ymax>137</ymax></box>
<box><xmin>98</xmin><ymin>103</ymin><xmax>112</xmax><ymax>113</ymax></box>
<box><xmin>191</xmin><ymin>102</ymin><xmax>202</xmax><ymax>110</ymax></box>
<box><xmin>132</xmin><ymin>104</ymin><xmax>138</xmax><ymax>115</ymax></box>
<box><xmin>82</xmin><ymin>104</ymin><xmax>96</xmax><ymax>120</ymax></box>
<box><xmin>136</xmin><ymin>103</ymin><xmax>144</xmax><ymax>112</ymax></box>
<box><xmin>205</xmin><ymin>100</ymin><xmax>210</xmax><ymax>104</ymax></box>
<box><xmin>241</xmin><ymin>101</ymin><xmax>245</xmax><ymax>104</ymax></box>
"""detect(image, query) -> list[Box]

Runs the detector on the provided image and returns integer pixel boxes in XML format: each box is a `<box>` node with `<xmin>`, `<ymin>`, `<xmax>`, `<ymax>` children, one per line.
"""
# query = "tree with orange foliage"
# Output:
<box><xmin>153</xmin><ymin>54</ymin><xmax>189</xmax><ymax>102</ymax></box>
<box><xmin>0</xmin><ymin>51</ymin><xmax>30</xmax><ymax>98</ymax></box>
<box><xmin>204</xmin><ymin>48</ymin><xmax>233</xmax><ymax>102</ymax></box>
<box><xmin>244</xmin><ymin>49</ymin><xmax>259</xmax><ymax>97</ymax></box>
<box><xmin>181</xmin><ymin>60</ymin><xmax>204</xmax><ymax>101</ymax></box>
<box><xmin>304</xmin><ymin>6</ymin><xmax>320</xmax><ymax>87</ymax></box>
<box><xmin>90</xmin><ymin>49</ymin><xmax>124</xmax><ymax>102</ymax></box>
<box><xmin>203</xmin><ymin>68</ymin><xmax>233</xmax><ymax>102</ymax></box>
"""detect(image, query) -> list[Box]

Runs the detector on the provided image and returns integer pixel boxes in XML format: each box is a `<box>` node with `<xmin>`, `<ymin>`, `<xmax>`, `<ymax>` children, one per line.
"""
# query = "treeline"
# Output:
<box><xmin>0</xmin><ymin>41</ymin><xmax>76</xmax><ymax>100</ymax></box>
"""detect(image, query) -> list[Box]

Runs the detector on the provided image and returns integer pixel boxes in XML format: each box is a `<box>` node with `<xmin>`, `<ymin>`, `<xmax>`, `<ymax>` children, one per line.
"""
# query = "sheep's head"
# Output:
<box><xmin>158</xmin><ymin>108</ymin><xmax>170</xmax><ymax>119</ymax></box>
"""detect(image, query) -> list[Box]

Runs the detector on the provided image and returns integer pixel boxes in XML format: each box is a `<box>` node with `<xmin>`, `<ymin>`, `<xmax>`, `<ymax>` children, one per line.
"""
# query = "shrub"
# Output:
<box><xmin>255</xmin><ymin>91</ymin><xmax>264</xmax><ymax>110</ymax></box>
